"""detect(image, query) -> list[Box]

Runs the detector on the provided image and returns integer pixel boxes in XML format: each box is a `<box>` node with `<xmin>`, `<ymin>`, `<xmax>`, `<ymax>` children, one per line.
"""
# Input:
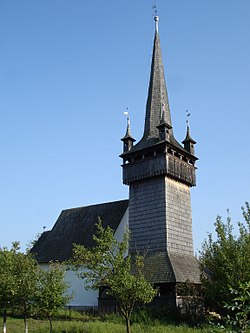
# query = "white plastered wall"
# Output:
<box><xmin>41</xmin><ymin>207</ymin><xmax>129</xmax><ymax>307</ymax></box>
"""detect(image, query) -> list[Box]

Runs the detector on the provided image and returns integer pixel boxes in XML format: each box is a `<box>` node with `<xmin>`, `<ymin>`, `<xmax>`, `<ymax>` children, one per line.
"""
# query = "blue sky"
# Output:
<box><xmin>0</xmin><ymin>0</ymin><xmax>249</xmax><ymax>253</ymax></box>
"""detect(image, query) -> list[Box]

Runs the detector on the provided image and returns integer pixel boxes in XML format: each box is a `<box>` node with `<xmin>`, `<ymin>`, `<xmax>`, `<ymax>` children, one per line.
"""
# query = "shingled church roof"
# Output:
<box><xmin>144</xmin><ymin>251</ymin><xmax>200</xmax><ymax>284</ymax></box>
<box><xmin>31</xmin><ymin>199</ymin><xmax>128</xmax><ymax>263</ymax></box>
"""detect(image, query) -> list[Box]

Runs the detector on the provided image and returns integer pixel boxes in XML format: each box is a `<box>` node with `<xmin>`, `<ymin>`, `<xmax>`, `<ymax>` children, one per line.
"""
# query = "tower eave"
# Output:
<box><xmin>121</xmin><ymin>135</ymin><xmax>136</xmax><ymax>142</ymax></box>
<box><xmin>121</xmin><ymin>139</ymin><xmax>198</xmax><ymax>161</ymax></box>
<box><xmin>182</xmin><ymin>136</ymin><xmax>196</xmax><ymax>145</ymax></box>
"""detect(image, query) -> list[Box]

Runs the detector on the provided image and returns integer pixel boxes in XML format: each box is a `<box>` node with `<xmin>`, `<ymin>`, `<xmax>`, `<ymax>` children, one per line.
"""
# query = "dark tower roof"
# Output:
<box><xmin>139</xmin><ymin>17</ymin><xmax>171</xmax><ymax>147</ymax></box>
<box><xmin>129</xmin><ymin>16</ymin><xmax>183</xmax><ymax>152</ymax></box>
<box><xmin>121</xmin><ymin>117</ymin><xmax>136</xmax><ymax>142</ymax></box>
<box><xmin>182</xmin><ymin>125</ymin><xmax>196</xmax><ymax>144</ymax></box>
<box><xmin>144</xmin><ymin>17</ymin><xmax>172</xmax><ymax>135</ymax></box>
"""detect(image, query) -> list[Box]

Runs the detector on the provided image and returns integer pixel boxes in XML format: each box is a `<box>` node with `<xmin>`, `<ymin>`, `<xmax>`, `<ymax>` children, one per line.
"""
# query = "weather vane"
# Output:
<box><xmin>124</xmin><ymin>107</ymin><xmax>130</xmax><ymax>127</ymax></box>
<box><xmin>186</xmin><ymin>110</ymin><xmax>191</xmax><ymax>126</ymax></box>
<box><xmin>153</xmin><ymin>3</ymin><xmax>158</xmax><ymax>16</ymax></box>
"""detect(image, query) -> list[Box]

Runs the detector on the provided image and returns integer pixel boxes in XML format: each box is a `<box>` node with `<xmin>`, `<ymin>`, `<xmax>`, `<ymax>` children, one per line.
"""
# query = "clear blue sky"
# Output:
<box><xmin>0</xmin><ymin>0</ymin><xmax>249</xmax><ymax>253</ymax></box>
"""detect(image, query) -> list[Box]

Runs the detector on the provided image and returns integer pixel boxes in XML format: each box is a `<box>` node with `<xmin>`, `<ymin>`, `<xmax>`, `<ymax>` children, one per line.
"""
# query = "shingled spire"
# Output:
<box><xmin>139</xmin><ymin>15</ymin><xmax>173</xmax><ymax>148</ymax></box>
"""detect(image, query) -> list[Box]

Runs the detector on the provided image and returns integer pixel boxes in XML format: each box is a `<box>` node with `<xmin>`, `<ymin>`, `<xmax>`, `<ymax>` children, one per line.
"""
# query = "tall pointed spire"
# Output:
<box><xmin>139</xmin><ymin>15</ymin><xmax>172</xmax><ymax>147</ymax></box>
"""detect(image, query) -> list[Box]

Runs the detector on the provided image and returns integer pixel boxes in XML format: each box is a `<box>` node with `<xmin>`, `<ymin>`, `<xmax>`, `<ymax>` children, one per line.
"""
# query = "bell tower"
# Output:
<box><xmin>120</xmin><ymin>16</ymin><xmax>200</xmax><ymax>301</ymax></box>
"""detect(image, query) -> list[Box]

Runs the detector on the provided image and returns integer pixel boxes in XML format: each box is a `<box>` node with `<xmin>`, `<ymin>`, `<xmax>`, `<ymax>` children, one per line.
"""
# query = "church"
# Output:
<box><xmin>32</xmin><ymin>15</ymin><xmax>200</xmax><ymax>309</ymax></box>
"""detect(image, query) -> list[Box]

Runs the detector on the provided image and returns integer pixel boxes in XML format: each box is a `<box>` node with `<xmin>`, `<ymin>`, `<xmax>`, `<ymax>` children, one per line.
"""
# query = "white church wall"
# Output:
<box><xmin>40</xmin><ymin>207</ymin><xmax>129</xmax><ymax>307</ymax></box>
<box><xmin>40</xmin><ymin>263</ymin><xmax>98</xmax><ymax>306</ymax></box>
<box><xmin>65</xmin><ymin>269</ymin><xmax>99</xmax><ymax>306</ymax></box>
<box><xmin>113</xmin><ymin>206</ymin><xmax>129</xmax><ymax>244</ymax></box>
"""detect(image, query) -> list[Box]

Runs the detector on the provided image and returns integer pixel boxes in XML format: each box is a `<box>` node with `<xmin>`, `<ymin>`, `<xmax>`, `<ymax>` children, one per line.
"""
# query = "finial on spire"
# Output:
<box><xmin>154</xmin><ymin>15</ymin><xmax>159</xmax><ymax>34</ymax></box>
<box><xmin>153</xmin><ymin>3</ymin><xmax>159</xmax><ymax>34</ymax></box>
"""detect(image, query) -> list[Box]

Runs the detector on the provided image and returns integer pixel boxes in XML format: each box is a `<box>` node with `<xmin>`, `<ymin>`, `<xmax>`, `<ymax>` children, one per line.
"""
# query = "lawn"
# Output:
<box><xmin>4</xmin><ymin>317</ymin><xmax>209</xmax><ymax>333</ymax></box>
<box><xmin>4</xmin><ymin>311</ymin><xmax>250</xmax><ymax>333</ymax></box>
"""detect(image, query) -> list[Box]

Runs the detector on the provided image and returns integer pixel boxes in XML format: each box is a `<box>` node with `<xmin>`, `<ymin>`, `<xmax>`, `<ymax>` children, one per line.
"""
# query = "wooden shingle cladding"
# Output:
<box><xmin>143</xmin><ymin>251</ymin><xmax>200</xmax><ymax>284</ymax></box>
<box><xmin>31</xmin><ymin>199</ymin><xmax>129</xmax><ymax>263</ymax></box>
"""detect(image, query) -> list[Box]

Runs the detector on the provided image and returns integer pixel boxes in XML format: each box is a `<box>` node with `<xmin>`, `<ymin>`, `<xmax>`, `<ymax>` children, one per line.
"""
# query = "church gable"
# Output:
<box><xmin>32</xmin><ymin>199</ymin><xmax>129</xmax><ymax>263</ymax></box>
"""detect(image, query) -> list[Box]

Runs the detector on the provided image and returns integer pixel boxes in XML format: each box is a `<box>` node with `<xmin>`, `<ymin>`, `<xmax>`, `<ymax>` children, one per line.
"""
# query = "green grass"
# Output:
<box><xmin>2</xmin><ymin>317</ymin><xmax>209</xmax><ymax>333</ymax></box>
<box><xmin>4</xmin><ymin>314</ymin><xmax>250</xmax><ymax>333</ymax></box>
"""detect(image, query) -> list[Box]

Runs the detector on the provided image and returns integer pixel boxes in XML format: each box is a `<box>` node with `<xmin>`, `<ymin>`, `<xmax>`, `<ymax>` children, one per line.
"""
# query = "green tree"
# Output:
<box><xmin>224</xmin><ymin>281</ymin><xmax>250</xmax><ymax>333</ymax></box>
<box><xmin>35</xmin><ymin>262</ymin><xmax>72</xmax><ymax>333</ymax></box>
<box><xmin>71</xmin><ymin>220</ymin><xmax>157</xmax><ymax>333</ymax></box>
<box><xmin>13</xmin><ymin>249</ymin><xmax>38</xmax><ymax>333</ymax></box>
<box><xmin>0</xmin><ymin>242</ymin><xmax>19</xmax><ymax>333</ymax></box>
<box><xmin>200</xmin><ymin>202</ymin><xmax>250</xmax><ymax>314</ymax></box>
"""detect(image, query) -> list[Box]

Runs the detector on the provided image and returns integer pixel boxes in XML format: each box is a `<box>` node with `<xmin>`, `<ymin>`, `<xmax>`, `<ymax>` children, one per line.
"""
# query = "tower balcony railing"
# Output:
<box><xmin>122</xmin><ymin>152</ymin><xmax>196</xmax><ymax>187</ymax></box>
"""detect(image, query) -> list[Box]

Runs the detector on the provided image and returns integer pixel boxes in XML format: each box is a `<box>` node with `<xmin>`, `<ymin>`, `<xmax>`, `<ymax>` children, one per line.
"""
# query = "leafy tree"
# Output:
<box><xmin>200</xmin><ymin>202</ymin><xmax>250</xmax><ymax>314</ymax></box>
<box><xmin>0</xmin><ymin>242</ymin><xmax>19</xmax><ymax>333</ymax></box>
<box><xmin>71</xmin><ymin>220</ymin><xmax>157</xmax><ymax>333</ymax></box>
<box><xmin>13</xmin><ymin>248</ymin><xmax>38</xmax><ymax>333</ymax></box>
<box><xmin>0</xmin><ymin>242</ymin><xmax>38</xmax><ymax>333</ymax></box>
<box><xmin>224</xmin><ymin>281</ymin><xmax>250</xmax><ymax>333</ymax></box>
<box><xmin>35</xmin><ymin>262</ymin><xmax>72</xmax><ymax>333</ymax></box>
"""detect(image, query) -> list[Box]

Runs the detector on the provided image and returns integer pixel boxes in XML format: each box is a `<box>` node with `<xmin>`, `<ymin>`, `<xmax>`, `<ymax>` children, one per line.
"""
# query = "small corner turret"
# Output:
<box><xmin>121</xmin><ymin>116</ymin><xmax>136</xmax><ymax>153</ymax></box>
<box><xmin>182</xmin><ymin>125</ymin><xmax>196</xmax><ymax>156</ymax></box>
<box><xmin>157</xmin><ymin>109</ymin><xmax>172</xmax><ymax>142</ymax></box>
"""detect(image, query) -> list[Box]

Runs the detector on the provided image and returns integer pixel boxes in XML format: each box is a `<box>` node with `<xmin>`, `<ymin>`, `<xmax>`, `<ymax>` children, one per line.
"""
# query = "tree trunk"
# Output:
<box><xmin>49</xmin><ymin>317</ymin><xmax>53</xmax><ymax>333</ymax></box>
<box><xmin>3</xmin><ymin>307</ymin><xmax>7</xmax><ymax>333</ymax></box>
<box><xmin>24</xmin><ymin>315</ymin><xmax>28</xmax><ymax>333</ymax></box>
<box><xmin>125</xmin><ymin>315</ymin><xmax>131</xmax><ymax>333</ymax></box>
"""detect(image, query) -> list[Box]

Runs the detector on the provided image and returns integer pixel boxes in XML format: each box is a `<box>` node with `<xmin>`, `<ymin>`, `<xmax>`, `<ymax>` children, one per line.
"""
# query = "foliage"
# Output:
<box><xmin>71</xmin><ymin>219</ymin><xmax>157</xmax><ymax>333</ymax></box>
<box><xmin>0</xmin><ymin>243</ymin><xmax>73</xmax><ymax>333</ymax></box>
<box><xmin>0</xmin><ymin>242</ymin><xmax>20</xmax><ymax>332</ymax></box>
<box><xmin>0</xmin><ymin>242</ymin><xmax>19</xmax><ymax>308</ymax></box>
<box><xmin>224</xmin><ymin>281</ymin><xmax>250</xmax><ymax>333</ymax></box>
<box><xmin>200</xmin><ymin>202</ymin><xmax>250</xmax><ymax>314</ymax></box>
<box><xmin>35</xmin><ymin>262</ymin><xmax>73</xmax><ymax>333</ymax></box>
<box><xmin>12</xmin><ymin>246</ymin><xmax>38</xmax><ymax>333</ymax></box>
<box><xmin>0</xmin><ymin>242</ymin><xmax>39</xmax><ymax>332</ymax></box>
<box><xmin>206</xmin><ymin>282</ymin><xmax>250</xmax><ymax>333</ymax></box>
